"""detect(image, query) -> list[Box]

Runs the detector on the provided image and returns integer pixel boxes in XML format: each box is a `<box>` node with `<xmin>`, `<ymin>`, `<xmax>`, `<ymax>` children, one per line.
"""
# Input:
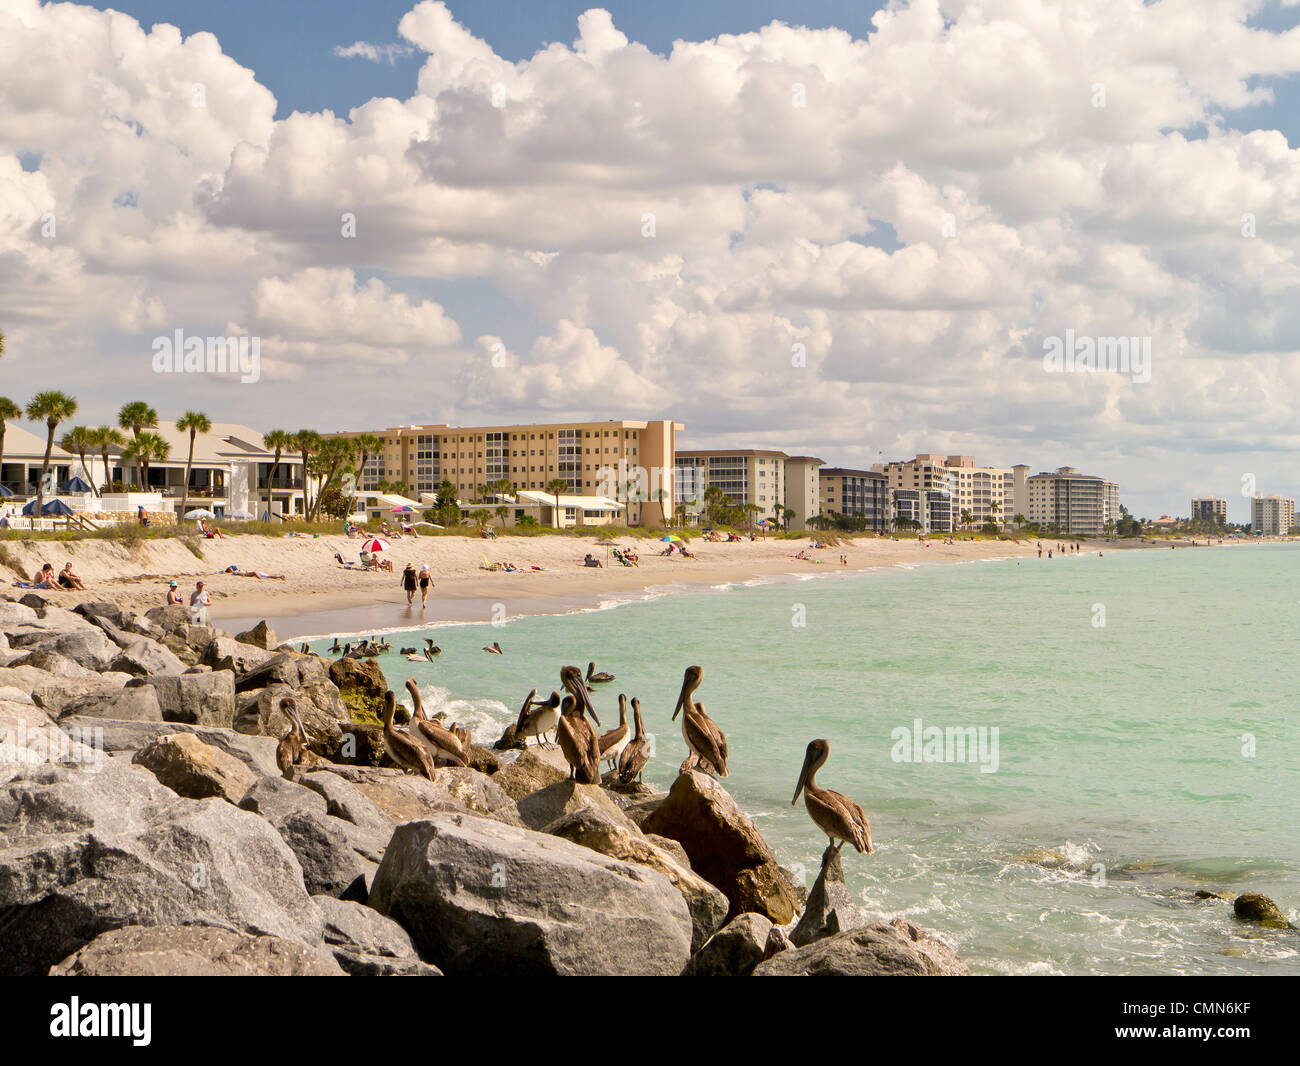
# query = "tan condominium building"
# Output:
<box><xmin>1026</xmin><ymin>467</ymin><xmax>1121</xmax><ymax>535</ymax></box>
<box><xmin>818</xmin><ymin>468</ymin><xmax>892</xmax><ymax>531</ymax></box>
<box><xmin>872</xmin><ymin>453</ymin><xmax>1023</xmax><ymax>531</ymax></box>
<box><xmin>331</xmin><ymin>419</ymin><xmax>682</xmax><ymax>526</ymax></box>
<box><xmin>674</xmin><ymin>449</ymin><xmax>795</xmax><ymax>526</ymax></box>
<box><xmin>1191</xmin><ymin>496</ymin><xmax>1228</xmax><ymax>526</ymax></box>
<box><xmin>783</xmin><ymin>456</ymin><xmax>825</xmax><ymax>531</ymax></box>
<box><xmin>1251</xmin><ymin>494</ymin><xmax>1295</xmax><ymax>536</ymax></box>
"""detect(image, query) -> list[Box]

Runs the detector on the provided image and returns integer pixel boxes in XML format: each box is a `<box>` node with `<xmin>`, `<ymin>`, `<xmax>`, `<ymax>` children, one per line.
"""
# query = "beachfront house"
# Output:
<box><xmin>443</xmin><ymin>489</ymin><xmax>627</xmax><ymax>530</ymax></box>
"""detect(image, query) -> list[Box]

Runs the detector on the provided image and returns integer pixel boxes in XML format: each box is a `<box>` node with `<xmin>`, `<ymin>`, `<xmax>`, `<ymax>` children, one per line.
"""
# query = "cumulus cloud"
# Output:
<box><xmin>333</xmin><ymin>41</ymin><xmax>415</xmax><ymax>64</ymax></box>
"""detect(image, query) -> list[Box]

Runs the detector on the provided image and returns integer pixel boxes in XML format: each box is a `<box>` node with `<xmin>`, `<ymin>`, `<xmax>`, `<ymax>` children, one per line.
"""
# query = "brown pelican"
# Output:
<box><xmin>672</xmin><ymin>665</ymin><xmax>729</xmax><ymax>777</ymax></box>
<box><xmin>382</xmin><ymin>690</ymin><xmax>436</xmax><ymax>780</ymax></box>
<box><xmin>557</xmin><ymin>665</ymin><xmax>601</xmax><ymax>783</ymax></box>
<box><xmin>298</xmin><ymin>642</ymin><xmax>310</xmax><ymax>654</ymax></box>
<box><xmin>329</xmin><ymin>638</ymin><xmax>342</xmax><ymax>654</ymax></box>
<box><xmin>616</xmin><ymin>698</ymin><xmax>651</xmax><ymax>785</ymax></box>
<box><xmin>274</xmin><ymin>696</ymin><xmax>307</xmax><ymax>780</ymax></box>
<box><xmin>399</xmin><ymin>647</ymin><xmax>418</xmax><ymax>656</ymax></box>
<box><xmin>598</xmin><ymin>693</ymin><xmax>630</xmax><ymax>769</ymax></box>
<box><xmin>450</xmin><ymin>722</ymin><xmax>473</xmax><ymax>757</ymax></box>
<box><xmin>341</xmin><ymin>643</ymin><xmax>353</xmax><ymax>657</ymax></box>
<box><xmin>586</xmin><ymin>661</ymin><xmax>615</xmax><ymax>684</ymax></box>
<box><xmin>424</xmin><ymin>638</ymin><xmax>441</xmax><ymax>661</ymax></box>
<box><xmin>514</xmin><ymin>688</ymin><xmax>561</xmax><ymax>747</ymax></box>
<box><xmin>483</xmin><ymin>641</ymin><xmax>503</xmax><ymax>654</ymax></box>
<box><xmin>792</xmin><ymin>739</ymin><xmax>874</xmax><ymax>856</ymax></box>
<box><xmin>405</xmin><ymin>677</ymin><xmax>466</xmax><ymax>767</ymax></box>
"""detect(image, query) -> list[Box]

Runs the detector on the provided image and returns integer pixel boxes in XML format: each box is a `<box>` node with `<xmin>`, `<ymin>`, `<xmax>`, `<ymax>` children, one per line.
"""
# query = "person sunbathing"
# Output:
<box><xmin>197</xmin><ymin>518</ymin><xmax>225</xmax><ymax>540</ymax></box>
<box><xmin>57</xmin><ymin>562</ymin><xmax>86</xmax><ymax>590</ymax></box>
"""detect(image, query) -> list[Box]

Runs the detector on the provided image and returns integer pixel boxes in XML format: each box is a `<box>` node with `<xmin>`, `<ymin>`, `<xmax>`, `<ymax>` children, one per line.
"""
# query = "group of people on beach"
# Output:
<box><xmin>1036</xmin><ymin>541</ymin><xmax>1082</xmax><ymax>559</ymax></box>
<box><xmin>14</xmin><ymin>561</ymin><xmax>86</xmax><ymax>591</ymax></box>
<box><xmin>400</xmin><ymin>563</ymin><xmax>434</xmax><ymax>608</ymax></box>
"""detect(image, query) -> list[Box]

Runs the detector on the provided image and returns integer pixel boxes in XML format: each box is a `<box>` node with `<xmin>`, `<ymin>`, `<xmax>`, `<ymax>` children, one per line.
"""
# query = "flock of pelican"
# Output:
<box><xmin>308</xmin><ymin>645</ymin><xmax>875</xmax><ymax>866</ymax></box>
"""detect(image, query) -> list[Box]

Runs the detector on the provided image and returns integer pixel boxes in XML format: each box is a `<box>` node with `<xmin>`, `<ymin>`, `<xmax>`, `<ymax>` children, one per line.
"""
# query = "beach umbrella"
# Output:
<box><xmin>58</xmin><ymin>476</ymin><xmax>93</xmax><ymax>494</ymax></box>
<box><xmin>360</xmin><ymin>536</ymin><xmax>391</xmax><ymax>553</ymax></box>
<box><xmin>23</xmin><ymin>499</ymin><xmax>74</xmax><ymax>516</ymax></box>
<box><xmin>0</xmin><ymin>485</ymin><xmax>12</xmax><ymax>498</ymax></box>
<box><xmin>185</xmin><ymin>508</ymin><xmax>216</xmax><ymax>519</ymax></box>
<box><xmin>390</xmin><ymin>505</ymin><xmax>413</xmax><ymax>513</ymax></box>
<box><xmin>227</xmin><ymin>509</ymin><xmax>254</xmax><ymax>520</ymax></box>
<box><xmin>660</xmin><ymin>534</ymin><xmax>682</xmax><ymax>542</ymax></box>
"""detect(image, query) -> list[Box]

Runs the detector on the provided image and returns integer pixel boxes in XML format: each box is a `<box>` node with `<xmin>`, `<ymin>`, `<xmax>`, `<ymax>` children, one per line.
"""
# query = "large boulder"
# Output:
<box><xmin>369</xmin><ymin>812</ymin><xmax>693</xmax><ymax>976</ymax></box>
<box><xmin>790</xmin><ymin>849</ymin><xmax>863</xmax><ymax>946</ymax></box>
<box><xmin>8</xmin><ymin>626</ymin><xmax>113</xmax><ymax>670</ymax></box>
<box><xmin>110</xmin><ymin>638</ymin><xmax>187</xmax><ymax>678</ymax></box>
<box><xmin>272</xmin><ymin>809</ymin><xmax>366</xmax><ymax>898</ymax></box>
<box><xmin>327</xmin><ymin>656</ymin><xmax>388</xmax><ymax>721</ymax></box>
<box><xmin>1233</xmin><ymin>892</ymin><xmax>1294</xmax><ymax>930</ymax></box>
<box><xmin>142</xmin><ymin>671</ymin><xmax>236</xmax><ymax>726</ymax></box>
<box><xmin>239</xmin><ymin>775</ymin><xmax>329</xmax><ymax>822</ymax></box>
<box><xmin>131</xmin><ymin>732</ymin><xmax>259</xmax><ymax>804</ymax></box>
<box><xmin>297</xmin><ymin>770</ymin><xmax>393</xmax><ymax>832</ymax></box>
<box><xmin>234</xmin><ymin>684</ymin><xmax>345</xmax><ymax>759</ymax></box>
<box><xmin>493</xmin><ymin>745</ymin><xmax>570</xmax><ymax>801</ymax></box>
<box><xmin>436</xmin><ymin>766</ymin><xmax>523</xmax><ymax>826</ymax></box>
<box><xmin>685</xmin><ymin>912</ymin><xmax>775</xmax><ymax>976</ymax></box>
<box><xmin>5</xmin><ymin>650</ymin><xmax>96</xmax><ymax>678</ymax></box>
<box><xmin>58</xmin><ymin>717</ymin><xmax>283</xmax><ymax>778</ymax></box>
<box><xmin>314</xmin><ymin>895</ymin><xmax>441</xmax><ymax>976</ymax></box>
<box><xmin>144</xmin><ymin>603</ymin><xmax>196</xmax><ymax>631</ymax></box>
<box><xmin>516</xmin><ymin>779</ymin><xmax>636</xmax><ymax>832</ymax></box>
<box><xmin>754</xmin><ymin>918</ymin><xmax>968</xmax><ymax>976</ymax></box>
<box><xmin>202</xmin><ymin>636</ymin><xmax>274</xmax><ymax>675</ymax></box>
<box><xmin>0</xmin><ymin>601</ymin><xmax>40</xmax><ymax>627</ymax></box>
<box><xmin>642</xmin><ymin>770</ymin><xmax>800</xmax><ymax>924</ymax></box>
<box><xmin>0</xmin><ymin>757</ymin><xmax>326</xmax><ymax>976</ymax></box>
<box><xmin>49</xmin><ymin>925</ymin><xmax>343</xmax><ymax>976</ymax></box>
<box><xmin>309</xmin><ymin>765</ymin><xmax>521</xmax><ymax>828</ymax></box>
<box><xmin>235</xmin><ymin>620</ymin><xmax>278</xmax><ymax>650</ymax></box>
<box><xmin>29</xmin><ymin>674</ymin><xmax>135</xmax><ymax>716</ymax></box>
<box><xmin>545</xmin><ymin>806</ymin><xmax>727</xmax><ymax>952</ymax></box>
<box><xmin>59</xmin><ymin>681</ymin><xmax>163</xmax><ymax>722</ymax></box>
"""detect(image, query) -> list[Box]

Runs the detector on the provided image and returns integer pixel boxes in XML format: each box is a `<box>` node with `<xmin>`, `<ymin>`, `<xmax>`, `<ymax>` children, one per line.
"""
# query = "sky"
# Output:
<box><xmin>2</xmin><ymin>0</ymin><xmax>1300</xmax><ymax>521</ymax></box>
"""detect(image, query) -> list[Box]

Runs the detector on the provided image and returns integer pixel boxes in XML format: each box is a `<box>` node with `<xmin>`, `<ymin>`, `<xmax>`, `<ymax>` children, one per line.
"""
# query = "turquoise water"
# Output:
<box><xmin>309</xmin><ymin>546</ymin><xmax>1300</xmax><ymax>975</ymax></box>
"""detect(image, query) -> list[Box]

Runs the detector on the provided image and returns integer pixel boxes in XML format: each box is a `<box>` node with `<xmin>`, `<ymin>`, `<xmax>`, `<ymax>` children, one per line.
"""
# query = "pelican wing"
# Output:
<box><xmin>598</xmin><ymin>723</ymin><xmax>628</xmax><ymax>756</ymax></box>
<box><xmin>415</xmin><ymin>719</ymin><xmax>468</xmax><ymax>766</ymax></box>
<box><xmin>807</xmin><ymin>789</ymin><xmax>874</xmax><ymax>853</ymax></box>
<box><xmin>558</xmin><ymin>716</ymin><xmax>601</xmax><ymax>784</ymax></box>
<box><xmin>683</xmin><ymin>710</ymin><xmax>729</xmax><ymax>777</ymax></box>
<box><xmin>385</xmin><ymin>728</ymin><xmax>437</xmax><ymax>780</ymax></box>
<box><xmin>617</xmin><ymin>737</ymin><xmax>650</xmax><ymax>784</ymax></box>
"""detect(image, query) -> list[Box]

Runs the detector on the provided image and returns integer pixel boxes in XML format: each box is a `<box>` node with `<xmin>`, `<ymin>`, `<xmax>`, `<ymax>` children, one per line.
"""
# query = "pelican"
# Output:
<box><xmin>514</xmin><ymin>688</ymin><xmax>561</xmax><ymax>747</ymax></box>
<box><xmin>598</xmin><ymin>693</ymin><xmax>631</xmax><ymax>769</ymax></box>
<box><xmin>399</xmin><ymin>647</ymin><xmax>418</xmax><ymax>656</ymax></box>
<box><xmin>382</xmin><ymin>690</ymin><xmax>436</xmax><ymax>779</ymax></box>
<box><xmin>616</xmin><ymin>698</ymin><xmax>651</xmax><ymax>785</ymax></box>
<box><xmin>424</xmin><ymin>639</ymin><xmax>442</xmax><ymax>661</ymax></box>
<box><xmin>298</xmin><ymin>642</ymin><xmax>310</xmax><ymax>654</ymax></box>
<box><xmin>450</xmin><ymin>722</ymin><xmax>473</xmax><ymax>757</ymax></box>
<box><xmin>274</xmin><ymin>695</ymin><xmax>307</xmax><ymax>780</ymax></box>
<box><xmin>329</xmin><ymin>638</ymin><xmax>342</xmax><ymax>654</ymax></box>
<box><xmin>791</xmin><ymin>739</ymin><xmax>874</xmax><ymax>856</ymax></box>
<box><xmin>341</xmin><ymin>643</ymin><xmax>353</xmax><ymax>658</ymax></box>
<box><xmin>672</xmin><ymin>665</ymin><xmax>729</xmax><ymax>777</ymax></box>
<box><xmin>405</xmin><ymin>677</ymin><xmax>466</xmax><ymax>767</ymax></box>
<box><xmin>557</xmin><ymin>665</ymin><xmax>601</xmax><ymax>783</ymax></box>
<box><xmin>586</xmin><ymin>661</ymin><xmax>615</xmax><ymax>684</ymax></box>
<box><xmin>483</xmin><ymin>641</ymin><xmax>503</xmax><ymax>655</ymax></box>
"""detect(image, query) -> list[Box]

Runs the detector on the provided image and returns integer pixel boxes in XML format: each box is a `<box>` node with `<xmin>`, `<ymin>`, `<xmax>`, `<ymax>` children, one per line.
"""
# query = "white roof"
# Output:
<box><xmin>517</xmin><ymin>490</ymin><xmax>625</xmax><ymax>512</ymax></box>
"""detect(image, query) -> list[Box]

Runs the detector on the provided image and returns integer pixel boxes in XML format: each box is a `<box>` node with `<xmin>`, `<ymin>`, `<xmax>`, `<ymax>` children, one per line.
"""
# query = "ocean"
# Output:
<box><xmin>306</xmin><ymin>544</ymin><xmax>1300</xmax><ymax>975</ymax></box>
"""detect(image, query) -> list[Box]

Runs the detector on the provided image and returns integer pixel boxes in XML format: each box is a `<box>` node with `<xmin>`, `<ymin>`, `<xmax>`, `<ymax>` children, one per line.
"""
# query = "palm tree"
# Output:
<box><xmin>0</xmin><ymin>396</ymin><xmax>21</xmax><ymax>493</ymax></box>
<box><xmin>292</xmin><ymin>430</ymin><xmax>322</xmax><ymax>518</ymax></box>
<box><xmin>123</xmin><ymin>431</ymin><xmax>171</xmax><ymax>493</ymax></box>
<box><xmin>434</xmin><ymin>479</ymin><xmax>459</xmax><ymax>526</ymax></box>
<box><xmin>960</xmin><ymin>508</ymin><xmax>973</xmax><ymax>530</ymax></box>
<box><xmin>988</xmin><ymin>500</ymin><xmax>1001</xmax><ymax>529</ymax></box>
<box><xmin>117</xmin><ymin>401</ymin><xmax>157</xmax><ymax>486</ymax></box>
<box><xmin>90</xmin><ymin>426</ymin><xmax>126</xmax><ymax>496</ymax></box>
<box><xmin>176</xmin><ymin>411</ymin><xmax>211</xmax><ymax>522</ymax></box>
<box><xmin>545</xmin><ymin>477</ymin><xmax>570</xmax><ymax>529</ymax></box>
<box><xmin>58</xmin><ymin>426</ymin><xmax>96</xmax><ymax>492</ymax></box>
<box><xmin>781</xmin><ymin>506</ymin><xmax>795</xmax><ymax>531</ymax></box>
<box><xmin>495</xmin><ymin>504</ymin><xmax>508</xmax><ymax>528</ymax></box>
<box><xmin>352</xmin><ymin>433</ymin><xmax>382</xmax><ymax>494</ymax></box>
<box><xmin>26</xmin><ymin>391</ymin><xmax>77</xmax><ymax>522</ymax></box>
<box><xmin>261</xmin><ymin>429</ymin><xmax>291</xmax><ymax>521</ymax></box>
<box><xmin>311</xmin><ymin>436</ymin><xmax>355</xmax><ymax>521</ymax></box>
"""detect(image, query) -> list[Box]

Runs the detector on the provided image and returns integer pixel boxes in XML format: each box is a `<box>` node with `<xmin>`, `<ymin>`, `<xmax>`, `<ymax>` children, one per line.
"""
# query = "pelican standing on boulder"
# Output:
<box><xmin>672</xmin><ymin>665</ymin><xmax>729</xmax><ymax>777</ymax></box>
<box><xmin>275</xmin><ymin>695</ymin><xmax>307</xmax><ymax>780</ymax></box>
<box><xmin>557</xmin><ymin>665</ymin><xmax>601</xmax><ymax>783</ymax></box>
<box><xmin>598</xmin><ymin>693</ymin><xmax>631</xmax><ymax>770</ymax></box>
<box><xmin>515</xmin><ymin>688</ymin><xmax>561</xmax><ymax>747</ymax></box>
<box><xmin>616</xmin><ymin>698</ymin><xmax>651</xmax><ymax>785</ymax></box>
<box><xmin>792</xmin><ymin>739</ymin><xmax>874</xmax><ymax>859</ymax></box>
<box><xmin>586</xmin><ymin>661</ymin><xmax>615</xmax><ymax>684</ymax></box>
<box><xmin>405</xmin><ymin>677</ymin><xmax>467</xmax><ymax>767</ymax></box>
<box><xmin>381</xmin><ymin>690</ymin><xmax>437</xmax><ymax>780</ymax></box>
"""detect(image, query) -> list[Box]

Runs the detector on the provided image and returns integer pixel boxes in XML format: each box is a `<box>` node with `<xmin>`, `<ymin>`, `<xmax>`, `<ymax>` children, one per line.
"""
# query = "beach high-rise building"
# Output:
<box><xmin>331</xmin><ymin>420</ymin><xmax>682</xmax><ymax>526</ymax></box>
<box><xmin>1251</xmin><ymin>494</ymin><xmax>1295</xmax><ymax>536</ymax></box>
<box><xmin>1025</xmin><ymin>467</ymin><xmax>1121</xmax><ymax>535</ymax></box>
<box><xmin>674</xmin><ymin>449</ymin><xmax>788</xmax><ymax>525</ymax></box>
<box><xmin>783</xmin><ymin>456</ymin><xmax>825</xmax><ymax>531</ymax></box>
<box><xmin>872</xmin><ymin>453</ymin><xmax>1022</xmax><ymax>532</ymax></box>
<box><xmin>818</xmin><ymin>468</ymin><xmax>892</xmax><ymax>531</ymax></box>
<box><xmin>1191</xmin><ymin>496</ymin><xmax>1227</xmax><ymax>526</ymax></box>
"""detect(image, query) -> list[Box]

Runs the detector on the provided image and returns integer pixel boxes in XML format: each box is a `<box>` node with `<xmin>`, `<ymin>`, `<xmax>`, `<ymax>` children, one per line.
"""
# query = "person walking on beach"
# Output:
<box><xmin>418</xmin><ymin>564</ymin><xmax>433</xmax><ymax>610</ymax></box>
<box><xmin>401</xmin><ymin>563</ymin><xmax>418</xmax><ymax>605</ymax></box>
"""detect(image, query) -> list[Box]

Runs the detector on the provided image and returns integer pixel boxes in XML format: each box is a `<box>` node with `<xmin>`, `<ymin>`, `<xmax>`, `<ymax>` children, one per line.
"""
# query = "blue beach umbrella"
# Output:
<box><xmin>22</xmin><ymin>499</ymin><xmax>74</xmax><ymax>516</ymax></box>
<box><xmin>58</xmin><ymin>476</ymin><xmax>93</xmax><ymax>493</ymax></box>
<box><xmin>0</xmin><ymin>484</ymin><xmax>12</xmax><ymax>498</ymax></box>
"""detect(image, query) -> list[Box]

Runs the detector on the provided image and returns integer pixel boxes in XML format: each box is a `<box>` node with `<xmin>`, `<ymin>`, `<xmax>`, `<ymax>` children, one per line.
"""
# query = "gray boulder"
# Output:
<box><xmin>58</xmin><ymin>716</ymin><xmax>283</xmax><ymax>778</ymax></box>
<box><xmin>239</xmin><ymin>775</ymin><xmax>329</xmax><ymax>822</ymax></box>
<box><xmin>273</xmin><ymin>809</ymin><xmax>365</xmax><ymax>898</ymax></box>
<box><xmin>49</xmin><ymin>925</ymin><xmax>343</xmax><ymax>976</ymax></box>
<box><xmin>131</xmin><ymin>732</ymin><xmax>259</xmax><ymax>803</ymax></box>
<box><xmin>4</xmin><ymin>650</ymin><xmax>96</xmax><ymax>678</ymax></box>
<box><xmin>30</xmin><ymin>673</ymin><xmax>135</xmax><ymax>716</ymax></box>
<box><xmin>235</xmin><ymin>620</ymin><xmax>279</xmax><ymax>650</ymax></box>
<box><xmin>110</xmin><ymin>638</ymin><xmax>187</xmax><ymax>677</ymax></box>
<box><xmin>790</xmin><ymin>850</ymin><xmax>863</xmax><ymax>946</ymax></box>
<box><xmin>369</xmin><ymin>812</ymin><xmax>694</xmax><ymax>976</ymax></box>
<box><xmin>314</xmin><ymin>895</ymin><xmax>441</xmax><ymax>976</ymax></box>
<box><xmin>516</xmin><ymin>778</ymin><xmax>636</xmax><ymax>832</ymax></box>
<box><xmin>753</xmin><ymin>918</ymin><xmax>969</xmax><ymax>976</ymax></box>
<box><xmin>298</xmin><ymin>770</ymin><xmax>393</xmax><ymax>832</ymax></box>
<box><xmin>143</xmin><ymin>671</ymin><xmax>236</xmax><ymax>726</ymax></box>
<box><xmin>59</xmin><ymin>681</ymin><xmax>163</xmax><ymax>722</ymax></box>
<box><xmin>202</xmin><ymin>636</ymin><xmax>274</xmax><ymax>674</ymax></box>
<box><xmin>686</xmin><ymin>912</ymin><xmax>773</xmax><ymax>976</ymax></box>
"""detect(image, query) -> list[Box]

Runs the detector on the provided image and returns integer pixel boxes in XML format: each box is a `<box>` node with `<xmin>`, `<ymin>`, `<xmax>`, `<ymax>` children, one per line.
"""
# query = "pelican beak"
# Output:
<box><xmin>792</xmin><ymin>758</ymin><xmax>811</xmax><ymax>805</ymax></box>
<box><xmin>573</xmin><ymin>674</ymin><xmax>599</xmax><ymax>726</ymax></box>
<box><xmin>672</xmin><ymin>678</ymin><xmax>690</xmax><ymax>721</ymax></box>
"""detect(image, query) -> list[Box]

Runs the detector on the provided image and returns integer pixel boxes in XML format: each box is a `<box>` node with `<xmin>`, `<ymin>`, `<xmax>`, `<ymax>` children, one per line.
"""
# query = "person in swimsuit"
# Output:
<box><xmin>401</xmin><ymin>563</ymin><xmax>418</xmax><ymax>605</ymax></box>
<box><xmin>418</xmin><ymin>564</ymin><xmax>433</xmax><ymax>609</ymax></box>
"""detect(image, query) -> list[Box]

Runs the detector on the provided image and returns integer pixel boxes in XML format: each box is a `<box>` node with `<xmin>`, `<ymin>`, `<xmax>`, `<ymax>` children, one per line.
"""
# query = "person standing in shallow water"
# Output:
<box><xmin>418</xmin><ymin>564</ymin><xmax>433</xmax><ymax>610</ymax></box>
<box><xmin>401</xmin><ymin>563</ymin><xmax>418</xmax><ymax>605</ymax></box>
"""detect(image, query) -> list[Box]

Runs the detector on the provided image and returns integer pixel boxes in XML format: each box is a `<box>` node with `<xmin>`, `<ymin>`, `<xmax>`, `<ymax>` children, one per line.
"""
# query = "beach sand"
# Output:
<box><xmin>0</xmin><ymin>531</ymin><xmax>1063</xmax><ymax>637</ymax></box>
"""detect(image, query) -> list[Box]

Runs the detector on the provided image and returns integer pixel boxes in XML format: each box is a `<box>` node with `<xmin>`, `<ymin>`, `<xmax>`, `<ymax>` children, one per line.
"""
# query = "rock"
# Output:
<box><xmin>0</xmin><ymin>665</ymin><xmax>66</xmax><ymax>694</ymax></box>
<box><xmin>309</xmin><ymin>764</ymin><xmax>519</xmax><ymax>827</ymax></box>
<box><xmin>142</xmin><ymin>671</ymin><xmax>236</xmax><ymax>726</ymax></box>
<box><xmin>492</xmin><ymin>745</ymin><xmax>571</xmax><ymax>800</ymax></box>
<box><xmin>622</xmin><ymin>795</ymin><xmax>667</xmax><ymax>827</ymax></box>
<box><xmin>273</xmin><ymin>809</ymin><xmax>365</xmax><ymax>897</ymax></box>
<box><xmin>9</xmin><ymin>627</ymin><xmax>113</xmax><ymax>670</ymax></box>
<box><xmin>0</xmin><ymin>695</ymin><xmax>103</xmax><ymax>769</ymax></box>
<box><xmin>492</xmin><ymin>721</ymin><xmax>526</xmax><ymax>751</ymax></box>
<box><xmin>642</xmin><ymin>770</ymin><xmax>800</xmax><ymax>924</ymax></box>
<box><xmin>202</xmin><ymin>636</ymin><xmax>274</xmax><ymax>674</ymax></box>
<box><xmin>49</xmin><ymin>925</ymin><xmax>344</xmax><ymax>976</ymax></box>
<box><xmin>791</xmin><ymin>849</ymin><xmax>862</xmax><ymax>946</ymax></box>
<box><xmin>369</xmin><ymin>812</ymin><xmax>693</xmax><ymax>976</ymax></box>
<box><xmin>297</xmin><ymin>770</ymin><xmax>393</xmax><ymax>832</ymax></box>
<box><xmin>58</xmin><ymin>717</ymin><xmax>283</xmax><ymax>778</ymax></box>
<box><xmin>234</xmin><ymin>684</ymin><xmax>345</xmax><ymax>760</ymax></box>
<box><xmin>144</xmin><ymin>603</ymin><xmax>196</xmax><ymax>631</ymax></box>
<box><xmin>545</xmin><ymin>806</ymin><xmax>727</xmax><ymax>952</ymax></box>
<box><xmin>132</xmin><ymin>732</ymin><xmax>259</xmax><ymax>804</ymax></box>
<box><xmin>646</xmin><ymin>833</ymin><xmax>692</xmax><ymax>869</ymax></box>
<box><xmin>437</xmin><ymin>766</ymin><xmax>524</xmax><ymax>825</ymax></box>
<box><xmin>754</xmin><ymin>918</ymin><xmax>968</xmax><ymax>976</ymax></box>
<box><xmin>239</xmin><ymin>775</ymin><xmax>329</xmax><ymax>822</ymax></box>
<box><xmin>234</xmin><ymin>652</ymin><xmax>301</xmax><ymax>693</ymax></box>
<box><xmin>0</xmin><ymin>601</ymin><xmax>40</xmax><ymax>627</ymax></box>
<box><xmin>464</xmin><ymin>744</ymin><xmax>500</xmax><ymax>775</ymax></box>
<box><xmin>58</xmin><ymin>681</ymin><xmax>163</xmax><ymax>722</ymax></box>
<box><xmin>327</xmin><ymin>656</ymin><xmax>388</xmax><ymax>721</ymax></box>
<box><xmin>1233</xmin><ymin>892</ymin><xmax>1294</xmax><ymax>929</ymax></box>
<box><xmin>1194</xmin><ymin>889</ymin><xmax>1233</xmax><ymax>901</ymax></box>
<box><xmin>235</xmin><ymin>620</ymin><xmax>278</xmax><ymax>650</ymax></box>
<box><xmin>0</xmin><ymin>757</ymin><xmax>325</xmax><ymax>975</ymax></box>
<box><xmin>765</xmin><ymin>924</ymin><xmax>793</xmax><ymax>957</ymax></box>
<box><xmin>29</xmin><ymin>674</ymin><xmax>135</xmax><ymax>716</ymax></box>
<box><xmin>516</xmin><ymin>779</ymin><xmax>637</xmax><ymax>832</ymax></box>
<box><xmin>686</xmin><ymin>912</ymin><xmax>773</xmax><ymax>976</ymax></box>
<box><xmin>18</xmin><ymin>592</ymin><xmax>50</xmax><ymax>610</ymax></box>
<box><xmin>110</xmin><ymin>637</ymin><xmax>187</xmax><ymax>677</ymax></box>
<box><xmin>73</xmin><ymin>601</ymin><xmax>132</xmax><ymax>629</ymax></box>
<box><xmin>314</xmin><ymin>895</ymin><xmax>441</xmax><ymax>976</ymax></box>
<box><xmin>5</xmin><ymin>650</ymin><xmax>96</xmax><ymax>678</ymax></box>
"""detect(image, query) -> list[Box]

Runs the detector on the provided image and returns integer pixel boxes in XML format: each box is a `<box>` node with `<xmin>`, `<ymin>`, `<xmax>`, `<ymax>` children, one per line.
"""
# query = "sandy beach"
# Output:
<box><xmin>0</xmin><ymin>531</ymin><xmax>1067</xmax><ymax>636</ymax></box>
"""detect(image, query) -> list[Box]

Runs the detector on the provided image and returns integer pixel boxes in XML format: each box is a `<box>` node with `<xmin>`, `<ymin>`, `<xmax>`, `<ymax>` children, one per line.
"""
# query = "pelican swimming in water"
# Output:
<box><xmin>616</xmin><ymin>698</ymin><xmax>651</xmax><ymax>785</ymax></box>
<box><xmin>424</xmin><ymin>639</ymin><xmax>441</xmax><ymax>661</ymax></box>
<box><xmin>557</xmin><ymin>665</ymin><xmax>601</xmax><ymax>783</ymax></box>
<box><xmin>515</xmin><ymin>688</ymin><xmax>561</xmax><ymax>747</ymax></box>
<box><xmin>381</xmin><ymin>689</ymin><xmax>437</xmax><ymax>779</ymax></box>
<box><xmin>672</xmin><ymin>665</ymin><xmax>729</xmax><ymax>777</ymax></box>
<box><xmin>329</xmin><ymin>638</ymin><xmax>342</xmax><ymax>654</ymax></box>
<box><xmin>405</xmin><ymin>677</ymin><xmax>467</xmax><ymax>767</ymax></box>
<box><xmin>483</xmin><ymin>641</ymin><xmax>503</xmax><ymax>655</ymax></box>
<box><xmin>598</xmin><ymin>693</ymin><xmax>631</xmax><ymax>770</ymax></box>
<box><xmin>586</xmin><ymin>661</ymin><xmax>615</xmax><ymax>684</ymax></box>
<box><xmin>791</xmin><ymin>739</ymin><xmax>874</xmax><ymax>857</ymax></box>
<box><xmin>275</xmin><ymin>695</ymin><xmax>307</xmax><ymax>780</ymax></box>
